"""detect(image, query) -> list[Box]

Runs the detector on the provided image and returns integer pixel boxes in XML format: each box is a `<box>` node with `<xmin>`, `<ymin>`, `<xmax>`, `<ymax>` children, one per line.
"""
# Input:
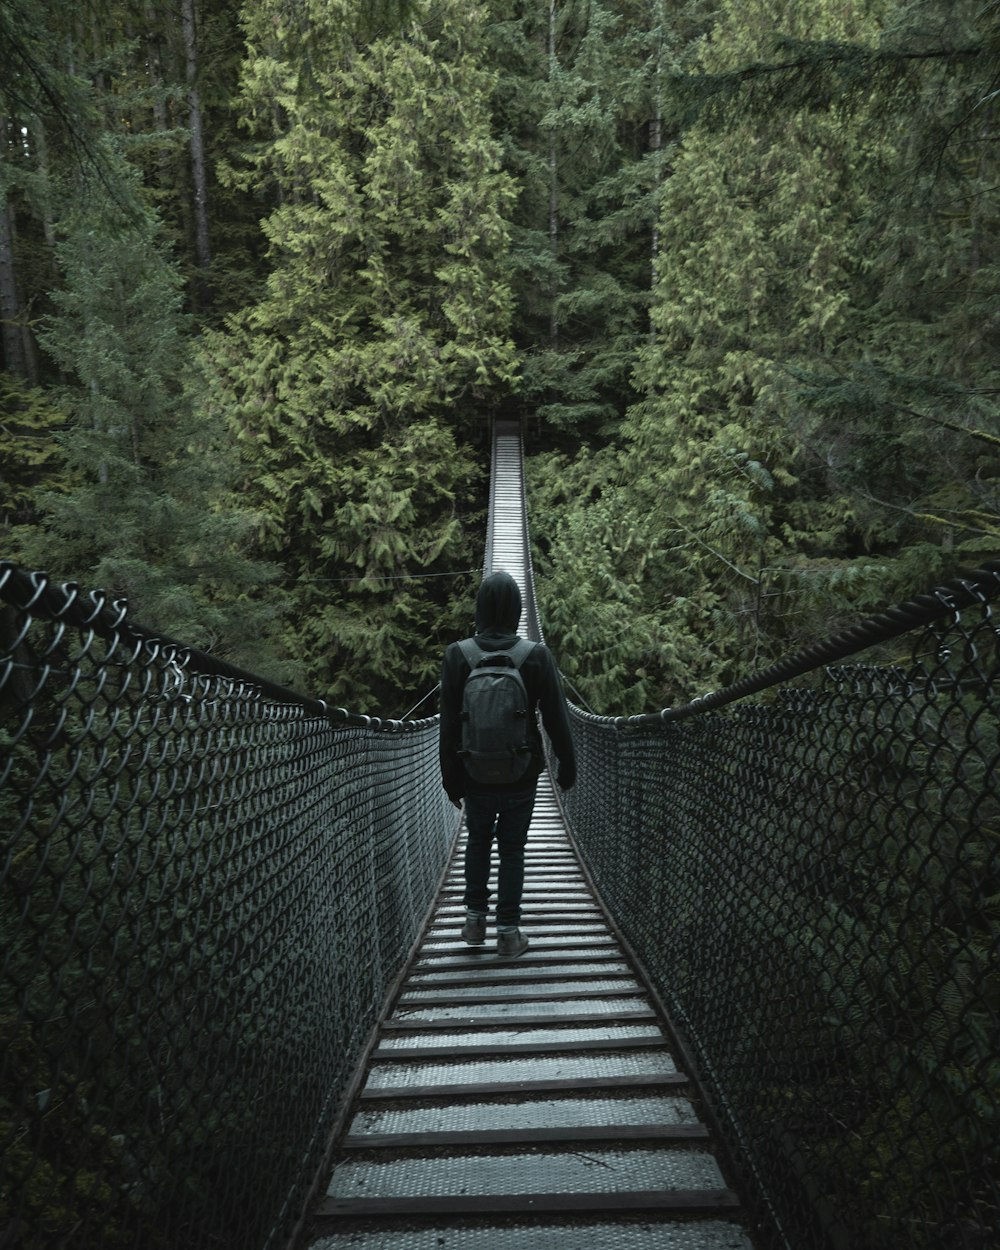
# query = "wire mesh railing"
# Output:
<box><xmin>0</xmin><ymin>562</ymin><xmax>455</xmax><ymax>1250</ymax></box>
<box><xmin>560</xmin><ymin>560</ymin><xmax>1000</xmax><ymax>1250</ymax></box>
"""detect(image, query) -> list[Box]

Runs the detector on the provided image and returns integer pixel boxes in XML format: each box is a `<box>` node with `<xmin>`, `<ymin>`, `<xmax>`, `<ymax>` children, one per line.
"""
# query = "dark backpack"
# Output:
<box><xmin>458</xmin><ymin>638</ymin><xmax>536</xmax><ymax>785</ymax></box>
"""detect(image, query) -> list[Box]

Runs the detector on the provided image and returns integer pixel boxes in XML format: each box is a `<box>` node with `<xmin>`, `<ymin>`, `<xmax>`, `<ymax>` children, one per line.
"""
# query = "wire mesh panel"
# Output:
<box><xmin>0</xmin><ymin>564</ymin><xmax>454</xmax><ymax>1250</ymax></box>
<box><xmin>563</xmin><ymin>568</ymin><xmax>1000</xmax><ymax>1250</ymax></box>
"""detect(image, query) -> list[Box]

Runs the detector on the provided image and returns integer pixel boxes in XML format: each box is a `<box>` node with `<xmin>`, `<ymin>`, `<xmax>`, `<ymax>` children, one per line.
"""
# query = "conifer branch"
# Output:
<box><xmin>665</xmin><ymin>517</ymin><xmax>760</xmax><ymax>585</ymax></box>
<box><xmin>671</xmin><ymin>38</ymin><xmax>987</xmax><ymax>121</ymax></box>
<box><xmin>851</xmin><ymin>488</ymin><xmax>999</xmax><ymax>539</ymax></box>
<box><xmin>679</xmin><ymin>41</ymin><xmax>984</xmax><ymax>92</ymax></box>
<box><xmin>890</xmin><ymin>405</ymin><xmax>1000</xmax><ymax>449</ymax></box>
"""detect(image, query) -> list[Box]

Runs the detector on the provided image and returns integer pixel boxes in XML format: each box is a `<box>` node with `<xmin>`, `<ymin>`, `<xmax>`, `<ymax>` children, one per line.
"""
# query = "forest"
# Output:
<box><xmin>1</xmin><ymin>0</ymin><xmax>997</xmax><ymax>716</ymax></box>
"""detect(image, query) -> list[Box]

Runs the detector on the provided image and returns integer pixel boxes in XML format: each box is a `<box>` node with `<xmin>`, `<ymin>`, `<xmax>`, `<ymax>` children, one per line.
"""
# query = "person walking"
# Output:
<box><xmin>439</xmin><ymin>571</ymin><xmax>577</xmax><ymax>958</ymax></box>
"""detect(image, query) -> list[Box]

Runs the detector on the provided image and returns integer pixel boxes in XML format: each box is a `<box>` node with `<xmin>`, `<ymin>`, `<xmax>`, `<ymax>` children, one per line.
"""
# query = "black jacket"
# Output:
<box><xmin>439</xmin><ymin>572</ymin><xmax>577</xmax><ymax>802</ymax></box>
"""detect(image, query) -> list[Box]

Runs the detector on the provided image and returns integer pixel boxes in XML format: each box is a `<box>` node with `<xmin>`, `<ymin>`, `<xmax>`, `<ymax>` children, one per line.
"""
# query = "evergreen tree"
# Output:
<box><xmin>13</xmin><ymin>146</ymin><xmax>282</xmax><ymax>662</ymax></box>
<box><xmin>488</xmin><ymin>0</ymin><xmax>666</xmax><ymax>440</ymax></box>
<box><xmin>533</xmin><ymin>0</ymin><xmax>999</xmax><ymax>709</ymax></box>
<box><xmin>0</xmin><ymin>374</ymin><xmax>69</xmax><ymax>533</ymax></box>
<box><xmin>0</xmin><ymin>0</ymin><xmax>285</xmax><ymax>663</ymax></box>
<box><xmin>528</xmin><ymin>445</ymin><xmax>720</xmax><ymax>713</ymax></box>
<box><xmin>6</xmin><ymin>0</ymin><xmax>995</xmax><ymax>712</ymax></box>
<box><xmin>207</xmin><ymin>0</ymin><xmax>517</xmax><ymax>708</ymax></box>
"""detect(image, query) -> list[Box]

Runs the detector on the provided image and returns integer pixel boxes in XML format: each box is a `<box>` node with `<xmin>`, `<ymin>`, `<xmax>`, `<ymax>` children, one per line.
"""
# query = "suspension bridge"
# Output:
<box><xmin>1</xmin><ymin>421</ymin><xmax>998</xmax><ymax>1250</ymax></box>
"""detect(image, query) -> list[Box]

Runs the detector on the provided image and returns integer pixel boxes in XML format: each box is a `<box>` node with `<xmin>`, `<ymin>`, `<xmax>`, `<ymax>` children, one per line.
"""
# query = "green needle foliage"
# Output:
<box><xmin>488</xmin><ymin>0</ymin><xmax>668</xmax><ymax>440</ymax></box>
<box><xmin>0</xmin><ymin>375</ymin><xmax>69</xmax><ymax>530</ymax></box>
<box><xmin>533</xmin><ymin>0</ymin><xmax>1000</xmax><ymax>711</ymax></box>
<box><xmin>13</xmin><ymin>149</ymin><xmax>280</xmax><ymax>661</ymax></box>
<box><xmin>2</xmin><ymin>0</ymin><xmax>997</xmax><ymax>711</ymax></box>
<box><xmin>205</xmin><ymin>0</ymin><xmax>517</xmax><ymax>708</ymax></box>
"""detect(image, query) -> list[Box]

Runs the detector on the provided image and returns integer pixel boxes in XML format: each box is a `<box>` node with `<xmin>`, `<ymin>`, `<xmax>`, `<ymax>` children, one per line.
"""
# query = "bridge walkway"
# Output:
<box><xmin>304</xmin><ymin>423</ymin><xmax>755</xmax><ymax>1249</ymax></box>
<box><xmin>307</xmin><ymin>775</ymin><xmax>752</xmax><ymax>1250</ymax></box>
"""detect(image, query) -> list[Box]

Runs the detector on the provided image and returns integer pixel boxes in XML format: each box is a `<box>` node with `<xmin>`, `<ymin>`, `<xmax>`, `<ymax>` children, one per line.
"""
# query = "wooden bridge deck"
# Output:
<box><xmin>306</xmin><ymin>775</ymin><xmax>752</xmax><ymax>1249</ymax></box>
<box><xmin>302</xmin><ymin>424</ymin><xmax>755</xmax><ymax>1250</ymax></box>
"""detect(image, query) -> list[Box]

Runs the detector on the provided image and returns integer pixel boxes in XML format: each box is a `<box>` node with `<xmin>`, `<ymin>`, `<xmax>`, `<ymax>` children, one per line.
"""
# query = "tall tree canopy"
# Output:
<box><xmin>1</xmin><ymin>0</ymin><xmax>996</xmax><ymax>710</ymax></box>
<box><xmin>1</xmin><ymin>0</ymin><xmax>280</xmax><ymax>661</ymax></box>
<box><xmin>204</xmin><ymin>0</ymin><xmax>517</xmax><ymax>706</ymax></box>
<box><xmin>531</xmin><ymin>0</ymin><xmax>1000</xmax><ymax>712</ymax></box>
<box><xmin>487</xmin><ymin>0</ymin><xmax>668</xmax><ymax>440</ymax></box>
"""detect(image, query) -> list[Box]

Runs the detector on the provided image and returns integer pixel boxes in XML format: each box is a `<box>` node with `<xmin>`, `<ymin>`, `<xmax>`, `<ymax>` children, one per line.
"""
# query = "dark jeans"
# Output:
<box><xmin>463</xmin><ymin>789</ymin><xmax>536</xmax><ymax>927</ymax></box>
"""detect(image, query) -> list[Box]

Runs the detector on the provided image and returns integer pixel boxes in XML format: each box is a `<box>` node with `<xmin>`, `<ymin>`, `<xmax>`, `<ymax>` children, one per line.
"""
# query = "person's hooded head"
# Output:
<box><xmin>475</xmin><ymin>571</ymin><xmax>522</xmax><ymax>634</ymax></box>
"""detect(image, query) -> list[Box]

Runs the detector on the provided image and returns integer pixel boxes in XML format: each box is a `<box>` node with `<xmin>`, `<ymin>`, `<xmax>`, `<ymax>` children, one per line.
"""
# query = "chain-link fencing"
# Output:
<box><xmin>561</xmin><ymin>561</ymin><xmax>1000</xmax><ymax>1250</ymax></box>
<box><xmin>0</xmin><ymin>563</ymin><xmax>455</xmax><ymax>1250</ymax></box>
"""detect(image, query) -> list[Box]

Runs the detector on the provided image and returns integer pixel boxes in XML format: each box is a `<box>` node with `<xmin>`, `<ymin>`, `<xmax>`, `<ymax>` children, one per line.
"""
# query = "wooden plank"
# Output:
<box><xmin>316</xmin><ymin>1189</ymin><xmax>740</xmax><ymax>1219</ymax></box>
<box><xmin>443</xmin><ymin>867</ymin><xmax>580</xmax><ymax>875</ymax></box>
<box><xmin>432</xmin><ymin>905</ymin><xmax>597</xmax><ymax>915</ymax></box>
<box><xmin>442</xmin><ymin>867</ymin><xmax>584</xmax><ymax>876</ymax></box>
<box><xmin>342</xmin><ymin>1124</ymin><xmax>710</xmax><ymax>1149</ymax></box>
<box><xmin>382</xmin><ymin>1008</ymin><xmax>658</xmax><ymax>1030</ymax></box>
<box><xmin>398</xmin><ymin>987</ymin><xmax>647</xmax><ymax>1007</ymax></box>
<box><xmin>372</xmin><ymin>1036</ymin><xmax>668</xmax><ymax>1060</ymax></box>
<box><xmin>440</xmin><ymin>887</ymin><xmax>589</xmax><ymax>897</ymax></box>
<box><xmin>422</xmin><ymin>924</ymin><xmax>610</xmax><ymax>939</ymax></box>
<box><xmin>436</xmin><ymin>904</ymin><xmax>601</xmax><ymax>914</ymax></box>
<box><xmin>359</xmin><ymin>1073</ymin><xmax>689</xmax><ymax>1101</ymax></box>
<box><xmin>420</xmin><ymin>931</ymin><xmax>611</xmax><ymax>947</ymax></box>
<box><xmin>410</xmin><ymin>955</ymin><xmax>620</xmax><ymax>975</ymax></box>
<box><xmin>412</xmin><ymin>957</ymin><xmax>621</xmax><ymax>972</ymax></box>
<box><xmin>405</xmin><ymin>968</ymin><xmax>632</xmax><ymax>990</ymax></box>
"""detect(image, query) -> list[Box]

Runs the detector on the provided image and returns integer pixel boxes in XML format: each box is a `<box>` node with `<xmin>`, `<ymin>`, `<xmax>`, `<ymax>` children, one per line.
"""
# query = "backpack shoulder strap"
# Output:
<box><xmin>507</xmin><ymin>638</ymin><xmax>536</xmax><ymax>669</ymax></box>
<box><xmin>458</xmin><ymin>637</ymin><xmax>535</xmax><ymax>670</ymax></box>
<box><xmin>458</xmin><ymin>638</ymin><xmax>487</xmax><ymax>669</ymax></box>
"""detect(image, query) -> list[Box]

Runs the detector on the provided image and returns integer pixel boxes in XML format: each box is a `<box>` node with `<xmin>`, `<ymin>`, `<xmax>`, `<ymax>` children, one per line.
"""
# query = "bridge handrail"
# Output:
<box><xmin>569</xmin><ymin>558</ymin><xmax>1000</xmax><ymax>726</ymax></box>
<box><xmin>0</xmin><ymin>559</ymin><xmax>453</xmax><ymax>1250</ymax></box>
<box><xmin>0</xmin><ymin>562</ymin><xmax>436</xmax><ymax>732</ymax></box>
<box><xmin>559</xmin><ymin>554</ymin><xmax>1000</xmax><ymax>1250</ymax></box>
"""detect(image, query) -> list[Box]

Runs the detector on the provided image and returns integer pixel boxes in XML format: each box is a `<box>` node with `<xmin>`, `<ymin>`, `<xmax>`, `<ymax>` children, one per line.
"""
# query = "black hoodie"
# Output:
<box><xmin>439</xmin><ymin>572</ymin><xmax>577</xmax><ymax>801</ymax></box>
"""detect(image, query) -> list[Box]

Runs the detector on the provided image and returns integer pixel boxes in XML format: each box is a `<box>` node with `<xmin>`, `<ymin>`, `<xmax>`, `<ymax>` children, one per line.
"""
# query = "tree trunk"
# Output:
<box><xmin>0</xmin><ymin>199</ymin><xmax>29</xmax><ymax>378</ymax></box>
<box><xmin>145</xmin><ymin>4</ymin><xmax>172</xmax><ymax>186</ymax></box>
<box><xmin>648</xmin><ymin>0</ymin><xmax>663</xmax><ymax>337</ymax></box>
<box><xmin>31</xmin><ymin>118</ymin><xmax>57</xmax><ymax>251</ymax></box>
<box><xmin>182</xmin><ymin>0</ymin><xmax>212</xmax><ymax>292</ymax></box>
<box><xmin>0</xmin><ymin>125</ymin><xmax>30</xmax><ymax>379</ymax></box>
<box><xmin>548</xmin><ymin>0</ymin><xmax>559</xmax><ymax>348</ymax></box>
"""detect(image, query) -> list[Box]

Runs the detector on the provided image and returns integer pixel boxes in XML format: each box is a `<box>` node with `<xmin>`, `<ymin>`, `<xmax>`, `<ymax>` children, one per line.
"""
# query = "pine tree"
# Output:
<box><xmin>528</xmin><ymin>445</ymin><xmax>722</xmax><ymax>713</ymax></box>
<box><xmin>488</xmin><ymin>0</ymin><xmax>666</xmax><ymax>440</ymax></box>
<box><xmin>622</xmin><ymin>0</ymin><xmax>878</xmax><ymax>674</ymax></box>
<box><xmin>12</xmin><ymin>143</ymin><xmax>283</xmax><ymax>662</ymax></box>
<box><xmin>0</xmin><ymin>0</ymin><xmax>287</xmax><ymax>662</ymax></box>
<box><xmin>533</xmin><ymin>0</ymin><xmax>999</xmax><ymax>708</ymax></box>
<box><xmin>207</xmin><ymin>0</ymin><xmax>517</xmax><ymax>708</ymax></box>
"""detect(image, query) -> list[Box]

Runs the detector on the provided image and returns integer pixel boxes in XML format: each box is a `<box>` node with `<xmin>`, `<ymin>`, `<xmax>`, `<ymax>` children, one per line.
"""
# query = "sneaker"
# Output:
<box><xmin>461</xmin><ymin>914</ymin><xmax>486</xmax><ymax>945</ymax></box>
<box><xmin>496</xmin><ymin>928</ymin><xmax>529</xmax><ymax>958</ymax></box>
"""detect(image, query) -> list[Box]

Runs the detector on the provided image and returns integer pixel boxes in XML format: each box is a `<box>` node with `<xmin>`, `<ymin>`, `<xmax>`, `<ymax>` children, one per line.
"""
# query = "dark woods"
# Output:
<box><xmin>1</xmin><ymin>0</ymin><xmax>997</xmax><ymax>715</ymax></box>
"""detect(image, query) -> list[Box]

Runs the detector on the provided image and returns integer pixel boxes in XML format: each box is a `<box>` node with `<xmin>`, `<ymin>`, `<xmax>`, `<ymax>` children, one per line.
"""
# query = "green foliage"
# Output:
<box><xmin>534</xmin><ymin>0</ymin><xmax>1000</xmax><ymax>711</ymax></box>
<box><xmin>528</xmin><ymin>448</ymin><xmax>723</xmax><ymax>712</ymax></box>
<box><xmin>0</xmin><ymin>376</ymin><xmax>69</xmax><ymax>530</ymax></box>
<box><xmin>12</xmin><ymin>149</ymin><xmax>284</xmax><ymax>665</ymax></box>
<box><xmin>4</xmin><ymin>0</ymin><xmax>998</xmax><ymax>719</ymax></box>
<box><xmin>487</xmin><ymin>0</ymin><xmax>668</xmax><ymax>439</ymax></box>
<box><xmin>208</xmin><ymin>0</ymin><xmax>516</xmax><ymax>708</ymax></box>
<box><xmin>0</xmin><ymin>0</ymin><xmax>106</xmax><ymax>179</ymax></box>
